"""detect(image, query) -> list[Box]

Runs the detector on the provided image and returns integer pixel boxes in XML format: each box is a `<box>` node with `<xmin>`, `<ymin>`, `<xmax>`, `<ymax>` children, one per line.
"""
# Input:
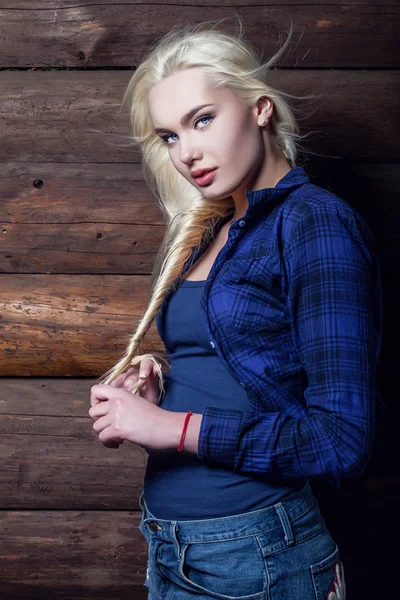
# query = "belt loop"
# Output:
<box><xmin>171</xmin><ymin>521</ymin><xmax>181</xmax><ymax>562</ymax></box>
<box><xmin>274</xmin><ymin>502</ymin><xmax>295</xmax><ymax>547</ymax></box>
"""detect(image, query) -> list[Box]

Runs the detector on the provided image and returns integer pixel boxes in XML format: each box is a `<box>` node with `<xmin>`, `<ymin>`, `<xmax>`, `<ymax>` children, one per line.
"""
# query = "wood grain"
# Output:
<box><xmin>0</xmin><ymin>2</ymin><xmax>398</xmax><ymax>68</ymax></box>
<box><xmin>0</xmin><ymin>413</ymin><xmax>147</xmax><ymax>509</ymax></box>
<box><xmin>0</xmin><ymin>509</ymin><xmax>148</xmax><ymax>600</ymax></box>
<box><xmin>1</xmin><ymin>163</ymin><xmax>163</xmax><ymax>225</ymax></box>
<box><xmin>0</xmin><ymin>375</ymin><xmax>147</xmax><ymax>509</ymax></box>
<box><xmin>0</xmin><ymin>274</ymin><xmax>166</xmax><ymax>376</ymax></box>
<box><xmin>0</xmin><ymin>222</ymin><xmax>165</xmax><ymax>274</ymax></box>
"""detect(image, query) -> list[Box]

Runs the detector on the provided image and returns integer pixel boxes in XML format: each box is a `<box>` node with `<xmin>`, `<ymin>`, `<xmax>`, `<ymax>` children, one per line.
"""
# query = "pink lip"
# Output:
<box><xmin>193</xmin><ymin>168</ymin><xmax>217</xmax><ymax>186</ymax></box>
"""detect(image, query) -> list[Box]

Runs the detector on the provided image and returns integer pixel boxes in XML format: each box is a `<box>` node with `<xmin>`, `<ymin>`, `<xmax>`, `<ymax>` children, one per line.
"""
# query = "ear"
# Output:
<box><xmin>252</xmin><ymin>96</ymin><xmax>273</xmax><ymax>127</ymax></box>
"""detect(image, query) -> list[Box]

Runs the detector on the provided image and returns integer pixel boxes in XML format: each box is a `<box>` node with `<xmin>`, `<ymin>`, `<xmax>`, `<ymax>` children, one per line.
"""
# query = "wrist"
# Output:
<box><xmin>168</xmin><ymin>411</ymin><xmax>203</xmax><ymax>455</ymax></box>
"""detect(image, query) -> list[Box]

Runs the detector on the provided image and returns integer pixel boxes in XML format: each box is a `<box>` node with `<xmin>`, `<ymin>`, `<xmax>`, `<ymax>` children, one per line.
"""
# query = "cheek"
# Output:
<box><xmin>168</xmin><ymin>152</ymin><xmax>185</xmax><ymax>176</ymax></box>
<box><xmin>219</xmin><ymin>123</ymin><xmax>260</xmax><ymax>169</ymax></box>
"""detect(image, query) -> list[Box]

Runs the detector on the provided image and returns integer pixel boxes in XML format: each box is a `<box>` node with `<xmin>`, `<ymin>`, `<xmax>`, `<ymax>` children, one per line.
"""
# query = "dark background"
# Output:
<box><xmin>0</xmin><ymin>2</ymin><xmax>398</xmax><ymax>598</ymax></box>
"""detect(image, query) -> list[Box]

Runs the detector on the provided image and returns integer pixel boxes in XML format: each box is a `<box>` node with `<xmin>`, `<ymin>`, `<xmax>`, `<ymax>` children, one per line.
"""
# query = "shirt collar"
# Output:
<box><xmin>245</xmin><ymin>166</ymin><xmax>311</xmax><ymax>211</ymax></box>
<box><xmin>179</xmin><ymin>166</ymin><xmax>311</xmax><ymax>285</ymax></box>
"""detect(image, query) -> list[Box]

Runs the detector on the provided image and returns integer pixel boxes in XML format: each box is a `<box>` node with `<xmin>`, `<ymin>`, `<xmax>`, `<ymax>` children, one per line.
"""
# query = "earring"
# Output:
<box><xmin>260</xmin><ymin>120</ymin><xmax>266</xmax><ymax>125</ymax></box>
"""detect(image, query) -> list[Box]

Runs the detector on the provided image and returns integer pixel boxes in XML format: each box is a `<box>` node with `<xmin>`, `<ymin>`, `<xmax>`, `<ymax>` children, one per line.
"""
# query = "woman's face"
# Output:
<box><xmin>148</xmin><ymin>67</ymin><xmax>269</xmax><ymax>200</ymax></box>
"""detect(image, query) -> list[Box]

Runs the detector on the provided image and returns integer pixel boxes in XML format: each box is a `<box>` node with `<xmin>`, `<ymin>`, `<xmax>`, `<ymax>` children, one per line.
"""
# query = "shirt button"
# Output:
<box><xmin>238</xmin><ymin>219</ymin><xmax>246</xmax><ymax>227</ymax></box>
<box><xmin>210</xmin><ymin>341</ymin><xmax>215</xmax><ymax>349</ymax></box>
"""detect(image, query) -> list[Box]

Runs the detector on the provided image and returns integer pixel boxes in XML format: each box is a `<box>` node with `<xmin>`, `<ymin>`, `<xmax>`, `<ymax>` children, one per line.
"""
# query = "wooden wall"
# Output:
<box><xmin>0</xmin><ymin>2</ymin><xmax>399</xmax><ymax>598</ymax></box>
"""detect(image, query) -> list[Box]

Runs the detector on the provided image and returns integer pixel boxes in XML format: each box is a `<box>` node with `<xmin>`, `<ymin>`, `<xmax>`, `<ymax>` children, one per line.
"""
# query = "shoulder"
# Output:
<box><xmin>277</xmin><ymin>182</ymin><xmax>377</xmax><ymax>254</ymax></box>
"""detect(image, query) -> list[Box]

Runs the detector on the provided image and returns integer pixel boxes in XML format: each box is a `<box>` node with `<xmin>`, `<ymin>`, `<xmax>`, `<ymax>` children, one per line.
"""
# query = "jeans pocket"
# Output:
<box><xmin>177</xmin><ymin>535</ymin><xmax>269</xmax><ymax>600</ymax></box>
<box><xmin>310</xmin><ymin>544</ymin><xmax>346</xmax><ymax>600</ymax></box>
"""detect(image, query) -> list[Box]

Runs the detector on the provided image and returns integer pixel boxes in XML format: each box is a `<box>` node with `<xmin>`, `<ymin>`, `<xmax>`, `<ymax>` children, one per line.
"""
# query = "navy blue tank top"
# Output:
<box><xmin>143</xmin><ymin>278</ymin><xmax>302</xmax><ymax>520</ymax></box>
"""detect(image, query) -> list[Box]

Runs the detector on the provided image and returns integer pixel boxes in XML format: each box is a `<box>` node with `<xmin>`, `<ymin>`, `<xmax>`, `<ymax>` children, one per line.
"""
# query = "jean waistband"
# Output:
<box><xmin>139</xmin><ymin>481</ymin><xmax>319</xmax><ymax>545</ymax></box>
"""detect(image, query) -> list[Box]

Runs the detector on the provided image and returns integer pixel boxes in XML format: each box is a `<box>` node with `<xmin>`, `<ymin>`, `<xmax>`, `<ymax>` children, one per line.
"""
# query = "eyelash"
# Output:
<box><xmin>160</xmin><ymin>114</ymin><xmax>215</xmax><ymax>145</ymax></box>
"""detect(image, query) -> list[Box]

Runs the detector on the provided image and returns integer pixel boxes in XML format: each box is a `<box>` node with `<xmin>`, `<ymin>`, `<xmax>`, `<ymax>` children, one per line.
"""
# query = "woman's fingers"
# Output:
<box><xmin>93</xmin><ymin>359</ymin><xmax>162</xmax><ymax>407</ymax></box>
<box><xmin>109</xmin><ymin>372</ymin><xmax>127</xmax><ymax>388</ymax></box>
<box><xmin>123</xmin><ymin>375</ymin><xmax>138</xmax><ymax>390</ymax></box>
<box><xmin>123</xmin><ymin>360</ymin><xmax>157</xmax><ymax>394</ymax></box>
<box><xmin>139</xmin><ymin>358</ymin><xmax>157</xmax><ymax>380</ymax></box>
<box><xmin>92</xmin><ymin>412</ymin><xmax>112</xmax><ymax>433</ymax></box>
<box><xmin>98</xmin><ymin>425</ymin><xmax>124</xmax><ymax>448</ymax></box>
<box><xmin>109</xmin><ymin>367</ymin><xmax>137</xmax><ymax>387</ymax></box>
<box><xmin>90</xmin><ymin>383</ymin><xmax>129</xmax><ymax>407</ymax></box>
<box><xmin>88</xmin><ymin>401</ymin><xmax>109</xmax><ymax>420</ymax></box>
<box><xmin>106</xmin><ymin>367</ymin><xmax>139</xmax><ymax>392</ymax></box>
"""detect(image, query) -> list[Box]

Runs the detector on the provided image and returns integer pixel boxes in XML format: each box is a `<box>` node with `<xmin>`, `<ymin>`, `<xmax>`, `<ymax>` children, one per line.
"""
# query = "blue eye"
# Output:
<box><xmin>196</xmin><ymin>115</ymin><xmax>214</xmax><ymax>128</ymax></box>
<box><xmin>160</xmin><ymin>114</ymin><xmax>214</xmax><ymax>145</ymax></box>
<box><xmin>161</xmin><ymin>133</ymin><xmax>178</xmax><ymax>144</ymax></box>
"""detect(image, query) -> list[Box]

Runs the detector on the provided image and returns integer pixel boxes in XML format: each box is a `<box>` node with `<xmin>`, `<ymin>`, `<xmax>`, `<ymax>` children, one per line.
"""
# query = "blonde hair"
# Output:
<box><xmin>97</xmin><ymin>16</ymin><xmax>319</xmax><ymax>389</ymax></box>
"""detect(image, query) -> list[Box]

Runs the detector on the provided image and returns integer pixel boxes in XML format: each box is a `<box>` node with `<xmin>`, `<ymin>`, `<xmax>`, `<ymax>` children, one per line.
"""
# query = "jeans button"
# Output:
<box><xmin>149</xmin><ymin>521</ymin><xmax>161</xmax><ymax>531</ymax></box>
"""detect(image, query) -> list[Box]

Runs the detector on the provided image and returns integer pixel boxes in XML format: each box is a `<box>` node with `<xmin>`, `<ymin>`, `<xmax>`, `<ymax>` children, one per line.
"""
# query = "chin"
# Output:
<box><xmin>199</xmin><ymin>180</ymin><xmax>233</xmax><ymax>198</ymax></box>
<box><xmin>201</xmin><ymin>189</ymin><xmax>228</xmax><ymax>201</ymax></box>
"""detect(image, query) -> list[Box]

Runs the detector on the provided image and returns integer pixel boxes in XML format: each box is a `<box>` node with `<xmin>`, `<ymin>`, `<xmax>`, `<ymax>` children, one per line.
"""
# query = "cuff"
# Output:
<box><xmin>197</xmin><ymin>406</ymin><xmax>243</xmax><ymax>468</ymax></box>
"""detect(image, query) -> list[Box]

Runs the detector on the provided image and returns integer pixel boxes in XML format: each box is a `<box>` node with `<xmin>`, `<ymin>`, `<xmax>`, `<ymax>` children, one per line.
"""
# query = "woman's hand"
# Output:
<box><xmin>108</xmin><ymin>360</ymin><xmax>162</xmax><ymax>406</ymax></box>
<box><xmin>88</xmin><ymin>384</ymin><xmax>180</xmax><ymax>450</ymax></box>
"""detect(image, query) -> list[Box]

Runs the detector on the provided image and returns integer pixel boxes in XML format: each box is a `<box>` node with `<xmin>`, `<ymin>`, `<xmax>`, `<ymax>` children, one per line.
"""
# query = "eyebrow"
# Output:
<box><xmin>154</xmin><ymin>104</ymin><xmax>214</xmax><ymax>134</ymax></box>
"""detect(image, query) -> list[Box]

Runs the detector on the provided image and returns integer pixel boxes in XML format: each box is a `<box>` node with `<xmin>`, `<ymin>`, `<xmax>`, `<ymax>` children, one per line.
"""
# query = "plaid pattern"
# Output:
<box><xmin>167</xmin><ymin>167</ymin><xmax>383</xmax><ymax>489</ymax></box>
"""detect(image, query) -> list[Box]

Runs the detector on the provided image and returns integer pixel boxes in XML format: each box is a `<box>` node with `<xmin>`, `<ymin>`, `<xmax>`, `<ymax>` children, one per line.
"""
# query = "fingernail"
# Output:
<box><xmin>139</xmin><ymin>371</ymin><xmax>148</xmax><ymax>379</ymax></box>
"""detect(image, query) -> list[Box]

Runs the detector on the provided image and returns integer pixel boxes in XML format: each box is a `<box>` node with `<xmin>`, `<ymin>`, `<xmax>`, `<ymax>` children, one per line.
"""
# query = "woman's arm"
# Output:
<box><xmin>195</xmin><ymin>202</ymin><xmax>383</xmax><ymax>486</ymax></box>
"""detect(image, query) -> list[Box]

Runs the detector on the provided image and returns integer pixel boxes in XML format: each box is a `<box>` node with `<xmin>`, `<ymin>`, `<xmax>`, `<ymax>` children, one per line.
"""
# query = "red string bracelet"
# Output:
<box><xmin>177</xmin><ymin>411</ymin><xmax>193</xmax><ymax>452</ymax></box>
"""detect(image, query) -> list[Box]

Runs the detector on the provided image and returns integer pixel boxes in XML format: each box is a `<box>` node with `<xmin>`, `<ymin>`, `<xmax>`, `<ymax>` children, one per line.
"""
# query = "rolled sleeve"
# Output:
<box><xmin>197</xmin><ymin>406</ymin><xmax>243</xmax><ymax>467</ymax></box>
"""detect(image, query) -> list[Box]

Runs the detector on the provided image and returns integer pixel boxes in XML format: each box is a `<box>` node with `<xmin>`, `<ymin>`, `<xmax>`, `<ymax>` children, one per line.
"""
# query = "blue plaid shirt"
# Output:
<box><xmin>163</xmin><ymin>166</ymin><xmax>383</xmax><ymax>489</ymax></box>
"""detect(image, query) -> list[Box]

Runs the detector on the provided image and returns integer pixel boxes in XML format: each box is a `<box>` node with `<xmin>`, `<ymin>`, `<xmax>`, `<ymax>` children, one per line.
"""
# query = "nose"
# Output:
<box><xmin>178</xmin><ymin>134</ymin><xmax>202</xmax><ymax>166</ymax></box>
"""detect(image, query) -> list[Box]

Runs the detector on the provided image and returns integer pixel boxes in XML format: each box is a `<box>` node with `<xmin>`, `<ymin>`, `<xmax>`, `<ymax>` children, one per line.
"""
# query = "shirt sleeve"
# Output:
<box><xmin>197</xmin><ymin>203</ymin><xmax>383</xmax><ymax>487</ymax></box>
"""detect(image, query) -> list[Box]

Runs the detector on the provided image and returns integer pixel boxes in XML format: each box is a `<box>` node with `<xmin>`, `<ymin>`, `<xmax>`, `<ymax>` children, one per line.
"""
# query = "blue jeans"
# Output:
<box><xmin>138</xmin><ymin>481</ymin><xmax>346</xmax><ymax>600</ymax></box>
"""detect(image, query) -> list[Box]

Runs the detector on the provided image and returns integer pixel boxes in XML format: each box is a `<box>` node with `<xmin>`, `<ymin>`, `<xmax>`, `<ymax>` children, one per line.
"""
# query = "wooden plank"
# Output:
<box><xmin>1</xmin><ymin>71</ymin><xmax>398</xmax><ymax>164</ymax></box>
<box><xmin>0</xmin><ymin>163</ymin><xmax>166</xmax><ymax>274</ymax></box>
<box><xmin>0</xmin><ymin>509</ymin><xmax>148</xmax><ymax>600</ymax></box>
<box><xmin>0</xmin><ymin>72</ymin><xmax>139</xmax><ymax>163</ymax></box>
<box><xmin>0</xmin><ymin>376</ymin><xmax>149</xmax><ymax>509</ymax></box>
<box><xmin>0</xmin><ymin>0</ymin><xmax>394</xmax><ymax>6</ymax></box>
<box><xmin>0</xmin><ymin>2</ymin><xmax>398</xmax><ymax>68</ymax></box>
<box><xmin>0</xmin><ymin>162</ymin><xmax>396</xmax><ymax>273</ymax></box>
<box><xmin>1</xmin><ymin>163</ymin><xmax>163</xmax><ymax>225</ymax></box>
<box><xmin>0</xmin><ymin>377</ymin><xmax>104</xmax><ymax>417</ymax></box>
<box><xmin>0</xmin><ymin>417</ymin><xmax>147</xmax><ymax>509</ymax></box>
<box><xmin>0</xmin><ymin>221</ymin><xmax>165</xmax><ymax>274</ymax></box>
<box><xmin>0</xmin><ymin>274</ymin><xmax>166</xmax><ymax>376</ymax></box>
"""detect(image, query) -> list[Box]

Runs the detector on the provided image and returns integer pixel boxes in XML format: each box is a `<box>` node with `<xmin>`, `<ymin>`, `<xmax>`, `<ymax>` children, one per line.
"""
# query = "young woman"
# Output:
<box><xmin>88</xmin><ymin>19</ymin><xmax>382</xmax><ymax>599</ymax></box>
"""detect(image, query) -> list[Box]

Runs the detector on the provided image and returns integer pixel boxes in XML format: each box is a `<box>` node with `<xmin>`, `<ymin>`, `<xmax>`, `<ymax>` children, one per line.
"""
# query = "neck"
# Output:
<box><xmin>230</xmin><ymin>146</ymin><xmax>291</xmax><ymax>220</ymax></box>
